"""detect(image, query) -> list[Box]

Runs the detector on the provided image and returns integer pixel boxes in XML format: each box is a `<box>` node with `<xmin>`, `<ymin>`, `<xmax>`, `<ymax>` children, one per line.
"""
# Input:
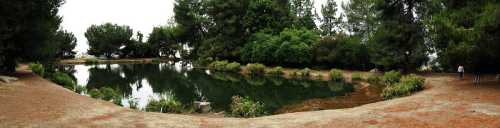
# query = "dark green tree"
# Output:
<box><xmin>53</xmin><ymin>30</ymin><xmax>77</xmax><ymax>59</ymax></box>
<box><xmin>0</xmin><ymin>0</ymin><xmax>64</xmax><ymax>74</ymax></box>
<box><xmin>342</xmin><ymin>0</ymin><xmax>378</xmax><ymax>40</ymax></box>
<box><xmin>147</xmin><ymin>25</ymin><xmax>182</xmax><ymax>58</ymax></box>
<box><xmin>368</xmin><ymin>0</ymin><xmax>430</xmax><ymax>71</ymax></box>
<box><xmin>290</xmin><ymin>0</ymin><xmax>317</xmax><ymax>29</ymax></box>
<box><xmin>319</xmin><ymin>0</ymin><xmax>342</xmax><ymax>36</ymax></box>
<box><xmin>85</xmin><ymin>23</ymin><xmax>133</xmax><ymax>58</ymax></box>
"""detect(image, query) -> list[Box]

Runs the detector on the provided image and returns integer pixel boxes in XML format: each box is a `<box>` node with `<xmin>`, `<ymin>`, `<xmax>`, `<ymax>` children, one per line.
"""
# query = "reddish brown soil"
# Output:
<box><xmin>1</xmin><ymin>69</ymin><xmax>500</xmax><ymax>127</ymax></box>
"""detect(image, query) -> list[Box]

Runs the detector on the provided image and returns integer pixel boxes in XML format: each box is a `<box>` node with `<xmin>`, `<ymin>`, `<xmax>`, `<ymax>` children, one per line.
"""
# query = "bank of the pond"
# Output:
<box><xmin>60</xmin><ymin>58</ymin><xmax>173</xmax><ymax>65</ymax></box>
<box><xmin>2</xmin><ymin>67</ymin><xmax>500</xmax><ymax>127</ymax></box>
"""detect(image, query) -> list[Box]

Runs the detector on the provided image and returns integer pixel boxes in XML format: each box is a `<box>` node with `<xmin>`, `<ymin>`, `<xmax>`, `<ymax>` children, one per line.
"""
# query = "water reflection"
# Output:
<box><xmin>63</xmin><ymin>62</ymin><xmax>383</xmax><ymax>114</ymax></box>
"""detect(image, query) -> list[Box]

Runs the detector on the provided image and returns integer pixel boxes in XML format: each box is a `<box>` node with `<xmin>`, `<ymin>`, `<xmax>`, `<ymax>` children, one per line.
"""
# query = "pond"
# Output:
<box><xmin>61</xmin><ymin>62</ymin><xmax>385</xmax><ymax>115</ymax></box>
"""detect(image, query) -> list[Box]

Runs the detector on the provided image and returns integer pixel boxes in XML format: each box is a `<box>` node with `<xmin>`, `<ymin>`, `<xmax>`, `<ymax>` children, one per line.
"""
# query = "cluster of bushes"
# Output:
<box><xmin>266</xmin><ymin>66</ymin><xmax>284</xmax><ymax>76</ymax></box>
<box><xmin>330</xmin><ymin>69</ymin><xmax>344</xmax><ymax>82</ymax></box>
<box><xmin>89</xmin><ymin>87</ymin><xmax>122</xmax><ymax>105</ymax></box>
<box><xmin>245</xmin><ymin>63</ymin><xmax>266</xmax><ymax>75</ymax></box>
<box><xmin>229</xmin><ymin>95</ymin><xmax>266</xmax><ymax>118</ymax></box>
<box><xmin>375</xmin><ymin>71</ymin><xmax>425</xmax><ymax>99</ymax></box>
<box><xmin>29</xmin><ymin>63</ymin><xmax>76</xmax><ymax>90</ymax></box>
<box><xmin>351</xmin><ymin>72</ymin><xmax>362</xmax><ymax>81</ymax></box>
<box><xmin>208</xmin><ymin>60</ymin><xmax>241</xmax><ymax>72</ymax></box>
<box><xmin>145</xmin><ymin>93</ymin><xmax>184</xmax><ymax>113</ymax></box>
<box><xmin>291</xmin><ymin>68</ymin><xmax>311</xmax><ymax>78</ymax></box>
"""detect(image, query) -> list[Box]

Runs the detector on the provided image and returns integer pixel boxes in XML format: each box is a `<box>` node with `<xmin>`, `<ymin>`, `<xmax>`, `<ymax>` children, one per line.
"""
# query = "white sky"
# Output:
<box><xmin>59</xmin><ymin>0</ymin><xmax>347</xmax><ymax>54</ymax></box>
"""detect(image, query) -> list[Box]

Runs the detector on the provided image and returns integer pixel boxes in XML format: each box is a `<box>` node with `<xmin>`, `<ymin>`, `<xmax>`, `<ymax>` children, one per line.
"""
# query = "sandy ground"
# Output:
<box><xmin>1</xmin><ymin>69</ymin><xmax>500</xmax><ymax>127</ymax></box>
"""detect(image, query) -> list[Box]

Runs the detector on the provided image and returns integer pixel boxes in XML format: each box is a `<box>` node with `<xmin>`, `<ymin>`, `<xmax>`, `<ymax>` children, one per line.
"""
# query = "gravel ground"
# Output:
<box><xmin>1</xmin><ymin>69</ymin><xmax>500</xmax><ymax>128</ymax></box>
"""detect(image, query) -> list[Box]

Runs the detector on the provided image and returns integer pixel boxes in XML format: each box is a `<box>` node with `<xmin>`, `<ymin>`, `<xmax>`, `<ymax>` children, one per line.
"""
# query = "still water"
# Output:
<box><xmin>62</xmin><ymin>62</ymin><xmax>384</xmax><ymax>114</ymax></box>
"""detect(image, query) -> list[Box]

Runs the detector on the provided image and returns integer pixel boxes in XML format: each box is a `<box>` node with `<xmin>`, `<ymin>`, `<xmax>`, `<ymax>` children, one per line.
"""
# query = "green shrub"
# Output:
<box><xmin>267</xmin><ymin>66</ymin><xmax>284</xmax><ymax>76</ymax></box>
<box><xmin>208</xmin><ymin>60</ymin><xmax>229</xmax><ymax>71</ymax></box>
<box><xmin>84</xmin><ymin>58</ymin><xmax>99</xmax><ymax>64</ymax></box>
<box><xmin>382</xmin><ymin>74</ymin><xmax>425</xmax><ymax>99</ymax></box>
<box><xmin>146</xmin><ymin>93</ymin><xmax>183</xmax><ymax>113</ymax></box>
<box><xmin>330</xmin><ymin>69</ymin><xmax>344</xmax><ymax>82</ymax></box>
<box><xmin>229</xmin><ymin>95</ymin><xmax>266</xmax><ymax>118</ymax></box>
<box><xmin>225</xmin><ymin>62</ymin><xmax>241</xmax><ymax>72</ymax></box>
<box><xmin>50</xmin><ymin>72</ymin><xmax>76</xmax><ymax>90</ymax></box>
<box><xmin>298</xmin><ymin>68</ymin><xmax>311</xmax><ymax>77</ymax></box>
<box><xmin>382</xmin><ymin>70</ymin><xmax>401</xmax><ymax>85</ymax></box>
<box><xmin>351</xmin><ymin>72</ymin><xmax>362</xmax><ymax>81</ymax></box>
<box><xmin>246</xmin><ymin>63</ymin><xmax>266</xmax><ymax>75</ymax></box>
<box><xmin>88</xmin><ymin>87</ymin><xmax>122</xmax><ymax>105</ymax></box>
<box><xmin>367</xmin><ymin>74</ymin><xmax>381</xmax><ymax>84</ymax></box>
<box><xmin>89</xmin><ymin>88</ymin><xmax>103</xmax><ymax>99</ymax></box>
<box><xmin>75</xmin><ymin>85</ymin><xmax>87</xmax><ymax>94</ymax></box>
<box><xmin>29</xmin><ymin>63</ymin><xmax>45</xmax><ymax>77</ymax></box>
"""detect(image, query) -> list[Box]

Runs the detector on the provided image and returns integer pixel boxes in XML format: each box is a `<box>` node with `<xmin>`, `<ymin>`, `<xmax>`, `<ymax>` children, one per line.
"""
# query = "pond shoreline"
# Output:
<box><xmin>2</xmin><ymin>66</ymin><xmax>500</xmax><ymax>127</ymax></box>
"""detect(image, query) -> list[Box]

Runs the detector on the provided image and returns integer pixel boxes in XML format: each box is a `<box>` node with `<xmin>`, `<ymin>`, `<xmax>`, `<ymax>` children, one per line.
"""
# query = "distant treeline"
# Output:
<box><xmin>1</xmin><ymin>0</ymin><xmax>500</xmax><ymax>74</ymax></box>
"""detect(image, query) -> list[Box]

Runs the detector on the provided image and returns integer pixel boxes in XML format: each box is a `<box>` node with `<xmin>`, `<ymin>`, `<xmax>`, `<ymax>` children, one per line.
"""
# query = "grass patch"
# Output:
<box><xmin>382</xmin><ymin>74</ymin><xmax>425</xmax><ymax>99</ymax></box>
<box><xmin>382</xmin><ymin>70</ymin><xmax>401</xmax><ymax>85</ymax></box>
<box><xmin>88</xmin><ymin>87</ymin><xmax>122</xmax><ymax>106</ymax></box>
<box><xmin>229</xmin><ymin>95</ymin><xmax>266</xmax><ymax>118</ymax></box>
<box><xmin>351</xmin><ymin>72</ymin><xmax>362</xmax><ymax>81</ymax></box>
<box><xmin>49</xmin><ymin>72</ymin><xmax>76</xmax><ymax>90</ymax></box>
<box><xmin>367</xmin><ymin>74</ymin><xmax>381</xmax><ymax>84</ymax></box>
<box><xmin>225</xmin><ymin>62</ymin><xmax>241</xmax><ymax>72</ymax></box>
<box><xmin>146</xmin><ymin>92</ymin><xmax>183</xmax><ymax>113</ymax></box>
<box><xmin>330</xmin><ymin>69</ymin><xmax>344</xmax><ymax>82</ymax></box>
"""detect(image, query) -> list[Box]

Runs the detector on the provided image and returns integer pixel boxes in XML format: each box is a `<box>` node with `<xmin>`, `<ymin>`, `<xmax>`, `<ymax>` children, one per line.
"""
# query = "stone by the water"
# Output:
<box><xmin>0</xmin><ymin>76</ymin><xmax>18</xmax><ymax>84</ymax></box>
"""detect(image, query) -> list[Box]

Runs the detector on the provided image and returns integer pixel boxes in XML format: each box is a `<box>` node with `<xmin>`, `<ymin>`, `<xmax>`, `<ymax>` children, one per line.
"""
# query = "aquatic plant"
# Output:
<box><xmin>229</xmin><ymin>95</ymin><xmax>266</xmax><ymax>118</ymax></box>
<box><xmin>382</xmin><ymin>74</ymin><xmax>425</xmax><ymax>99</ymax></box>
<box><xmin>146</xmin><ymin>92</ymin><xmax>183</xmax><ymax>113</ymax></box>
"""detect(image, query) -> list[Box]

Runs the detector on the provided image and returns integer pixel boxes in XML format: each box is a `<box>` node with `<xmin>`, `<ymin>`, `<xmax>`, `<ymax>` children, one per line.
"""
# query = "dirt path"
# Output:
<box><xmin>1</xmin><ymin>70</ymin><xmax>500</xmax><ymax>127</ymax></box>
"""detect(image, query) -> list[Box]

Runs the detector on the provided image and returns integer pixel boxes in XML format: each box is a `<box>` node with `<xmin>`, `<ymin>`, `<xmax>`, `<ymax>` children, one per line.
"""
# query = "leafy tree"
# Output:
<box><xmin>85</xmin><ymin>23</ymin><xmax>133</xmax><ymax>58</ymax></box>
<box><xmin>313</xmin><ymin>34</ymin><xmax>372</xmax><ymax>70</ymax></box>
<box><xmin>0</xmin><ymin>0</ymin><xmax>64</xmax><ymax>74</ymax></box>
<box><xmin>319</xmin><ymin>0</ymin><xmax>342</xmax><ymax>36</ymax></box>
<box><xmin>53</xmin><ymin>30</ymin><xmax>77</xmax><ymax>59</ymax></box>
<box><xmin>174</xmin><ymin>0</ymin><xmax>208</xmax><ymax>58</ymax></box>
<box><xmin>342</xmin><ymin>0</ymin><xmax>378</xmax><ymax>41</ymax></box>
<box><xmin>147</xmin><ymin>25</ymin><xmax>182</xmax><ymax>58</ymax></box>
<box><xmin>368</xmin><ymin>0</ymin><xmax>430</xmax><ymax>71</ymax></box>
<box><xmin>290</xmin><ymin>0</ymin><xmax>317</xmax><ymax>29</ymax></box>
<box><xmin>428</xmin><ymin>0</ymin><xmax>500</xmax><ymax>73</ymax></box>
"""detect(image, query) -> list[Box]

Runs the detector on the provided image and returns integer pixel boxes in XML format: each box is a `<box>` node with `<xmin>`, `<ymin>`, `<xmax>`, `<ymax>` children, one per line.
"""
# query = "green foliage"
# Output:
<box><xmin>330</xmin><ymin>69</ymin><xmax>344</xmax><ymax>82</ymax></box>
<box><xmin>89</xmin><ymin>89</ymin><xmax>103</xmax><ymax>99</ymax></box>
<box><xmin>84</xmin><ymin>58</ymin><xmax>99</xmax><ymax>65</ymax></box>
<box><xmin>313</xmin><ymin>35</ymin><xmax>371</xmax><ymax>69</ymax></box>
<box><xmin>241</xmin><ymin>28</ymin><xmax>319</xmax><ymax>65</ymax></box>
<box><xmin>147</xmin><ymin>25</ymin><xmax>182</xmax><ymax>58</ymax></box>
<box><xmin>49</xmin><ymin>72</ymin><xmax>76</xmax><ymax>90</ymax></box>
<box><xmin>88</xmin><ymin>87</ymin><xmax>122</xmax><ymax>105</ymax></box>
<box><xmin>29</xmin><ymin>63</ymin><xmax>45</xmax><ymax>77</ymax></box>
<box><xmin>382</xmin><ymin>74</ymin><xmax>425</xmax><ymax>99</ymax></box>
<box><xmin>225</xmin><ymin>62</ymin><xmax>241</xmax><ymax>72</ymax></box>
<box><xmin>351</xmin><ymin>72</ymin><xmax>362</xmax><ymax>81</ymax></box>
<box><xmin>229</xmin><ymin>95</ymin><xmax>266</xmax><ymax>118</ymax></box>
<box><xmin>298</xmin><ymin>68</ymin><xmax>311</xmax><ymax>77</ymax></box>
<box><xmin>53</xmin><ymin>30</ymin><xmax>77</xmax><ymax>59</ymax></box>
<box><xmin>208</xmin><ymin>60</ymin><xmax>229</xmax><ymax>71</ymax></box>
<box><xmin>75</xmin><ymin>85</ymin><xmax>87</xmax><ymax>94</ymax></box>
<box><xmin>85</xmin><ymin>23</ymin><xmax>133</xmax><ymax>58</ymax></box>
<box><xmin>245</xmin><ymin>63</ymin><xmax>266</xmax><ymax>75</ymax></box>
<box><xmin>382</xmin><ymin>71</ymin><xmax>402</xmax><ymax>85</ymax></box>
<box><xmin>267</xmin><ymin>66</ymin><xmax>284</xmax><ymax>76</ymax></box>
<box><xmin>367</xmin><ymin>74</ymin><xmax>382</xmax><ymax>85</ymax></box>
<box><xmin>319</xmin><ymin>0</ymin><xmax>342</xmax><ymax>36</ymax></box>
<box><xmin>146</xmin><ymin>93</ymin><xmax>183</xmax><ymax>113</ymax></box>
<box><xmin>0</xmin><ymin>0</ymin><xmax>65</xmax><ymax>74</ymax></box>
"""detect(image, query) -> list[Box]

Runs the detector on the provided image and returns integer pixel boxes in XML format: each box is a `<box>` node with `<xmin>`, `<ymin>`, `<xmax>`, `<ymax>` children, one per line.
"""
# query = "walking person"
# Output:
<box><xmin>458</xmin><ymin>65</ymin><xmax>464</xmax><ymax>80</ymax></box>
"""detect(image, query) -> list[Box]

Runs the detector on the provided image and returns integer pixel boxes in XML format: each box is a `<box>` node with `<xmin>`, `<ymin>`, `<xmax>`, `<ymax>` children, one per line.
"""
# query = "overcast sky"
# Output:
<box><xmin>59</xmin><ymin>0</ymin><xmax>347</xmax><ymax>54</ymax></box>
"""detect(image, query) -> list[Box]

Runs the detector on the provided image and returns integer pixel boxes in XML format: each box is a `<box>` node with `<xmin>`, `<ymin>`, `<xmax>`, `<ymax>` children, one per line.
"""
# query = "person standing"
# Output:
<box><xmin>458</xmin><ymin>65</ymin><xmax>464</xmax><ymax>80</ymax></box>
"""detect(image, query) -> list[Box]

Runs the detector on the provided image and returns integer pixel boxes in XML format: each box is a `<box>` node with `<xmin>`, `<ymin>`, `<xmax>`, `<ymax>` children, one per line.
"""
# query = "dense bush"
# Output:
<box><xmin>313</xmin><ymin>35</ymin><xmax>372</xmax><ymax>69</ymax></box>
<box><xmin>49</xmin><ymin>72</ymin><xmax>76</xmax><ymax>90</ymax></box>
<box><xmin>229</xmin><ymin>96</ymin><xmax>266</xmax><ymax>118</ymax></box>
<box><xmin>88</xmin><ymin>87</ymin><xmax>122</xmax><ymax>105</ymax></box>
<box><xmin>245</xmin><ymin>63</ymin><xmax>266</xmax><ymax>75</ymax></box>
<box><xmin>382</xmin><ymin>71</ymin><xmax>402</xmax><ymax>85</ymax></box>
<box><xmin>267</xmin><ymin>66</ymin><xmax>284</xmax><ymax>76</ymax></box>
<box><xmin>367</xmin><ymin>74</ymin><xmax>381</xmax><ymax>84</ymax></box>
<box><xmin>146</xmin><ymin>93</ymin><xmax>183</xmax><ymax>113</ymax></box>
<box><xmin>351</xmin><ymin>72</ymin><xmax>362</xmax><ymax>81</ymax></box>
<box><xmin>241</xmin><ymin>28</ymin><xmax>319</xmax><ymax>65</ymax></box>
<box><xmin>225</xmin><ymin>62</ymin><xmax>241</xmax><ymax>72</ymax></box>
<box><xmin>382</xmin><ymin>74</ymin><xmax>425</xmax><ymax>99</ymax></box>
<box><xmin>29</xmin><ymin>63</ymin><xmax>45</xmax><ymax>77</ymax></box>
<box><xmin>330</xmin><ymin>69</ymin><xmax>344</xmax><ymax>82</ymax></box>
